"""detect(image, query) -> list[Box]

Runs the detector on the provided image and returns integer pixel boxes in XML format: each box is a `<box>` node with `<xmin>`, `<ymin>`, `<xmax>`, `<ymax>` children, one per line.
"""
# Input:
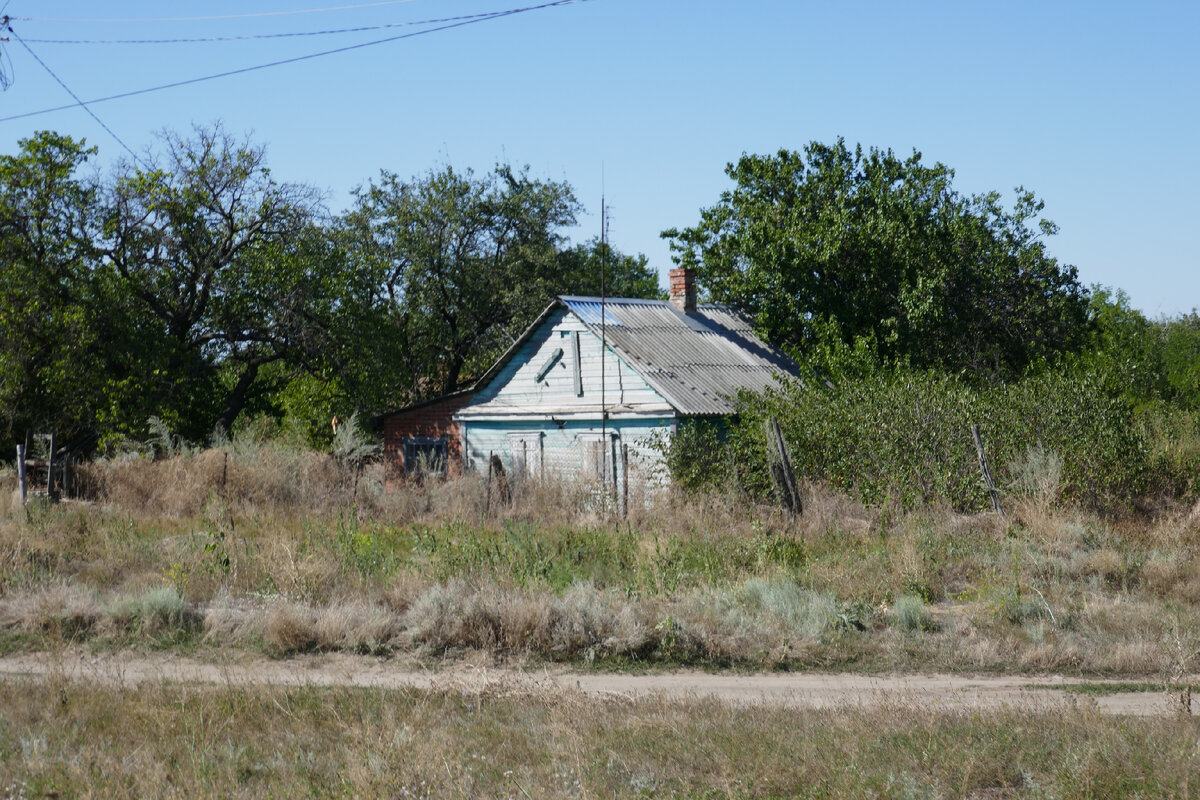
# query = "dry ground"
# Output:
<box><xmin>0</xmin><ymin>648</ymin><xmax>1190</xmax><ymax>717</ymax></box>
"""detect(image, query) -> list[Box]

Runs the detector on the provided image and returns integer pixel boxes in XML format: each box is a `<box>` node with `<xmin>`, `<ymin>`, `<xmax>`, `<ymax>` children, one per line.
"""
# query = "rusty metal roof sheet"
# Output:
<box><xmin>559</xmin><ymin>296</ymin><xmax>799</xmax><ymax>415</ymax></box>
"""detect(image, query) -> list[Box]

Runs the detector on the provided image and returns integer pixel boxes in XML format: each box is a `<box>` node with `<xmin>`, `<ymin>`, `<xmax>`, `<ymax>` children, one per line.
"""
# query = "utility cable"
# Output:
<box><xmin>22</xmin><ymin>9</ymin><xmax>507</xmax><ymax>44</ymax></box>
<box><xmin>0</xmin><ymin>0</ymin><xmax>586</xmax><ymax>124</ymax></box>
<box><xmin>10</xmin><ymin>0</ymin><xmax>424</xmax><ymax>24</ymax></box>
<box><xmin>8</xmin><ymin>29</ymin><xmax>142</xmax><ymax>164</ymax></box>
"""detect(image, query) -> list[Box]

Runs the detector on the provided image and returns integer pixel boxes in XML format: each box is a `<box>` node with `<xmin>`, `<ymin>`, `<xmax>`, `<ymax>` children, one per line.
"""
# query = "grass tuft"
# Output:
<box><xmin>105</xmin><ymin>585</ymin><xmax>195</xmax><ymax>634</ymax></box>
<box><xmin>892</xmin><ymin>594</ymin><xmax>935</xmax><ymax>633</ymax></box>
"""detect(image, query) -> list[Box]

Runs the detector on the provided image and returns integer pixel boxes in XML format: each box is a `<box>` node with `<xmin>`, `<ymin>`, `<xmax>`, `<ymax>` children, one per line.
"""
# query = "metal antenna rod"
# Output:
<box><xmin>600</xmin><ymin>187</ymin><xmax>607</xmax><ymax>493</ymax></box>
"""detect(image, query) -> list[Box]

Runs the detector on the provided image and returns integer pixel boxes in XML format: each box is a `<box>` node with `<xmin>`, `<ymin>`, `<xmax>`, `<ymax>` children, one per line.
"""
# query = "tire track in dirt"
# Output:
<box><xmin>0</xmin><ymin>650</ymin><xmax>1187</xmax><ymax>716</ymax></box>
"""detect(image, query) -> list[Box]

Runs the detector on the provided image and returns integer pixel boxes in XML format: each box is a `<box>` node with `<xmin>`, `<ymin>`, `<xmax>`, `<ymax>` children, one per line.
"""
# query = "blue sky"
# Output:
<box><xmin>1</xmin><ymin>0</ymin><xmax>1196</xmax><ymax>315</ymax></box>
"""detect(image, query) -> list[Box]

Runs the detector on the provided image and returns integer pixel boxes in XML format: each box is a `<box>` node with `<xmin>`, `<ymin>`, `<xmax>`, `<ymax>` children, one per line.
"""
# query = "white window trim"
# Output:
<box><xmin>508</xmin><ymin>431</ymin><xmax>544</xmax><ymax>477</ymax></box>
<box><xmin>579</xmin><ymin>431</ymin><xmax>618</xmax><ymax>482</ymax></box>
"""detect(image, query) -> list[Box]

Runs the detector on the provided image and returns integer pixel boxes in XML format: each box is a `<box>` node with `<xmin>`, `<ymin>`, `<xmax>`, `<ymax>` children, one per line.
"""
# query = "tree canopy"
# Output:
<box><xmin>0</xmin><ymin>132</ymin><xmax>106</xmax><ymax>441</ymax></box>
<box><xmin>18</xmin><ymin>129</ymin><xmax>1186</xmax><ymax>458</ymax></box>
<box><xmin>340</xmin><ymin>165</ymin><xmax>661</xmax><ymax>407</ymax></box>
<box><xmin>0</xmin><ymin>130</ymin><xmax>664</xmax><ymax>450</ymax></box>
<box><xmin>102</xmin><ymin>125</ymin><xmax>329</xmax><ymax>439</ymax></box>
<box><xmin>663</xmin><ymin>140</ymin><xmax>1091</xmax><ymax>379</ymax></box>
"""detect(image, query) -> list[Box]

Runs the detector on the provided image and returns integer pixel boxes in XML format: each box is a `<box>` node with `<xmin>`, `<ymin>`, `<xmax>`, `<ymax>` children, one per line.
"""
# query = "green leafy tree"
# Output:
<box><xmin>101</xmin><ymin>125</ymin><xmax>326</xmax><ymax>439</ymax></box>
<box><xmin>664</xmin><ymin>140</ymin><xmax>1090</xmax><ymax>378</ymax></box>
<box><xmin>341</xmin><ymin>164</ymin><xmax>581</xmax><ymax>404</ymax></box>
<box><xmin>1161</xmin><ymin>313</ymin><xmax>1200</xmax><ymax>404</ymax></box>
<box><xmin>0</xmin><ymin>131</ymin><xmax>112</xmax><ymax>442</ymax></box>
<box><xmin>555</xmin><ymin>238</ymin><xmax>664</xmax><ymax>300</ymax></box>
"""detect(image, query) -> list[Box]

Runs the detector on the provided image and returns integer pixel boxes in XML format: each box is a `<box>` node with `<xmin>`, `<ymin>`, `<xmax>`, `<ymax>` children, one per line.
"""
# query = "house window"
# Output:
<box><xmin>404</xmin><ymin>436</ymin><xmax>447</xmax><ymax>476</ymax></box>
<box><xmin>508</xmin><ymin>432</ymin><xmax>543</xmax><ymax>478</ymax></box>
<box><xmin>579</xmin><ymin>432</ymin><xmax>616</xmax><ymax>482</ymax></box>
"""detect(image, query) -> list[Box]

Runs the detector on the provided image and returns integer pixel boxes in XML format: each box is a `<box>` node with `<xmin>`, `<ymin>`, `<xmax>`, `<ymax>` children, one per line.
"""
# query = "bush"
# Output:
<box><xmin>106</xmin><ymin>586</ymin><xmax>195</xmax><ymax>634</ymax></box>
<box><xmin>661</xmin><ymin>418</ymin><xmax>735</xmax><ymax>494</ymax></box>
<box><xmin>892</xmin><ymin>595</ymin><xmax>934</xmax><ymax>633</ymax></box>
<box><xmin>718</xmin><ymin>364</ymin><xmax>1153</xmax><ymax>512</ymax></box>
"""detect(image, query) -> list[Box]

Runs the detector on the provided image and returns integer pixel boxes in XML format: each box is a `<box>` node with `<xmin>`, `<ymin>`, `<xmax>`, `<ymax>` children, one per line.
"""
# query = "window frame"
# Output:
<box><xmin>403</xmin><ymin>435</ymin><xmax>448</xmax><ymax>477</ymax></box>
<box><xmin>508</xmin><ymin>431</ymin><xmax>544</xmax><ymax>478</ymax></box>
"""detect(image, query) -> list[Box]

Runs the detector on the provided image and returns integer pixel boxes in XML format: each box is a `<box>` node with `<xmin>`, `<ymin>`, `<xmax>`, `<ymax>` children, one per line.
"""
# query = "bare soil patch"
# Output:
<box><xmin>0</xmin><ymin>649</ymin><xmax>1187</xmax><ymax>716</ymax></box>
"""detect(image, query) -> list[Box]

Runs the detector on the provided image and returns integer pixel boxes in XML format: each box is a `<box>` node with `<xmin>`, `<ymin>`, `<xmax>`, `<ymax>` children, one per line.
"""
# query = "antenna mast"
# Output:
<box><xmin>600</xmin><ymin>188</ymin><xmax>607</xmax><ymax>491</ymax></box>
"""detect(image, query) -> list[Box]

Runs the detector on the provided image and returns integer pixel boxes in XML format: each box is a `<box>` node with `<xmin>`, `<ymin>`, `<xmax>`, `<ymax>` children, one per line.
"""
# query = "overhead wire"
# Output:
<box><xmin>9</xmin><ymin>0</ymin><xmax>425</xmax><ymax>24</ymax></box>
<box><xmin>0</xmin><ymin>0</ymin><xmax>587</xmax><ymax>124</ymax></box>
<box><xmin>0</xmin><ymin>6</ymin><xmax>13</xmax><ymax>90</ymax></box>
<box><xmin>7</xmin><ymin>28</ymin><xmax>143</xmax><ymax>164</ymax></box>
<box><xmin>21</xmin><ymin>9</ymin><xmax>511</xmax><ymax>44</ymax></box>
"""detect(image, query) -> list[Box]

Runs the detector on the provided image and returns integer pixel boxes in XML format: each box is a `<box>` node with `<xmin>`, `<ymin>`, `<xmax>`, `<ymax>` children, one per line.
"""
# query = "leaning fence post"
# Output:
<box><xmin>971</xmin><ymin>424</ymin><xmax>1004</xmax><ymax>518</ymax></box>
<box><xmin>772</xmin><ymin>417</ymin><xmax>802</xmax><ymax>516</ymax></box>
<box><xmin>16</xmin><ymin>445</ymin><xmax>27</xmax><ymax>505</ymax></box>
<box><xmin>764</xmin><ymin>417</ymin><xmax>802</xmax><ymax>517</ymax></box>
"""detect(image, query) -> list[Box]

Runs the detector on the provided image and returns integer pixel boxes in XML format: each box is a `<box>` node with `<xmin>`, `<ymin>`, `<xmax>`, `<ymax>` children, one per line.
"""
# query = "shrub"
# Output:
<box><xmin>106</xmin><ymin>586</ymin><xmax>194</xmax><ymax>634</ymax></box>
<box><xmin>264</xmin><ymin>604</ymin><xmax>320</xmax><ymax>654</ymax></box>
<box><xmin>892</xmin><ymin>595</ymin><xmax>934</xmax><ymax>633</ymax></box>
<box><xmin>722</xmin><ymin>364</ymin><xmax>1152</xmax><ymax>512</ymax></box>
<box><xmin>661</xmin><ymin>418</ymin><xmax>736</xmax><ymax>493</ymax></box>
<box><xmin>1008</xmin><ymin>444</ymin><xmax>1063</xmax><ymax>504</ymax></box>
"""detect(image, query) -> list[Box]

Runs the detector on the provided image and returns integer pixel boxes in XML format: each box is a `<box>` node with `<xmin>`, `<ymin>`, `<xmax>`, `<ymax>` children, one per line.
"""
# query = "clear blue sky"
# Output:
<box><xmin>1</xmin><ymin>0</ymin><xmax>1196</xmax><ymax>316</ymax></box>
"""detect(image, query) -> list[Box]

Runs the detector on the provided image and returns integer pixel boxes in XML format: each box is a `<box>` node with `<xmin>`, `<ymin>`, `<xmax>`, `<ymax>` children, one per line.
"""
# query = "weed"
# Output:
<box><xmin>892</xmin><ymin>595</ymin><xmax>935</xmax><ymax>633</ymax></box>
<box><xmin>105</xmin><ymin>585</ymin><xmax>195</xmax><ymax>635</ymax></box>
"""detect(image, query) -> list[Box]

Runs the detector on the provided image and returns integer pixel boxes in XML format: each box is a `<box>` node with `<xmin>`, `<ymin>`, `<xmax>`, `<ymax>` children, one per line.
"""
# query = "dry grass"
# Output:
<box><xmin>2</xmin><ymin>448</ymin><xmax>1200</xmax><ymax>675</ymax></box>
<box><xmin>0</xmin><ymin>673</ymin><xmax>1197</xmax><ymax>798</ymax></box>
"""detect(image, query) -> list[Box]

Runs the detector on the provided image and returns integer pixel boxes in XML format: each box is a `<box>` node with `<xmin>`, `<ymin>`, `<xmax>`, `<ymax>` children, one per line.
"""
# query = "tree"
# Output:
<box><xmin>101</xmin><ymin>125</ymin><xmax>326</xmax><ymax>438</ymax></box>
<box><xmin>555</xmin><ymin>238</ymin><xmax>664</xmax><ymax>300</ymax></box>
<box><xmin>663</xmin><ymin>140</ymin><xmax>1090</xmax><ymax>378</ymax></box>
<box><xmin>341</xmin><ymin>164</ymin><xmax>581</xmax><ymax>404</ymax></box>
<box><xmin>0</xmin><ymin>131</ymin><xmax>110</xmax><ymax>442</ymax></box>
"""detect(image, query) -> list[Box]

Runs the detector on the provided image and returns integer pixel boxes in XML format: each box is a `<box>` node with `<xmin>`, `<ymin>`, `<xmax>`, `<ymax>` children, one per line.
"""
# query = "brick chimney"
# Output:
<box><xmin>668</xmin><ymin>267</ymin><xmax>697</xmax><ymax>312</ymax></box>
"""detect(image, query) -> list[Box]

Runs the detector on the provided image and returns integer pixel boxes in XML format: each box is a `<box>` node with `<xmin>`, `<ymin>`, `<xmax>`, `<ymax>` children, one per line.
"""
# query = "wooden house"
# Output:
<box><xmin>452</xmin><ymin>267</ymin><xmax>800</xmax><ymax>487</ymax></box>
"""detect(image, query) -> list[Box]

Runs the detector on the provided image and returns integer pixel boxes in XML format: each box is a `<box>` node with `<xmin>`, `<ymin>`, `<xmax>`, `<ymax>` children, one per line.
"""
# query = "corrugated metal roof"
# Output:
<box><xmin>559</xmin><ymin>296</ymin><xmax>799</xmax><ymax>415</ymax></box>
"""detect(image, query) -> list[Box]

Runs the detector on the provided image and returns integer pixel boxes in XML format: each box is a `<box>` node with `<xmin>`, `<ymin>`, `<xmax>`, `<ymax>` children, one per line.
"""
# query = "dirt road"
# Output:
<box><xmin>0</xmin><ymin>650</ymin><xmax>1187</xmax><ymax>716</ymax></box>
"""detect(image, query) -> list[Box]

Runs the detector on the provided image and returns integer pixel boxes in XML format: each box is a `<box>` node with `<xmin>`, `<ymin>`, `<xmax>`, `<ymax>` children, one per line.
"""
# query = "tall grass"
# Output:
<box><xmin>2</xmin><ymin>446</ymin><xmax>1200</xmax><ymax>674</ymax></box>
<box><xmin>0</xmin><ymin>677</ymin><xmax>1197</xmax><ymax>798</ymax></box>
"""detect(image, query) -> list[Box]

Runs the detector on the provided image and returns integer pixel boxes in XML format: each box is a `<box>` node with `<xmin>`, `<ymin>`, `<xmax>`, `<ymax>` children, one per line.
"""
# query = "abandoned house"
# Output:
<box><xmin>381</xmin><ymin>267</ymin><xmax>799</xmax><ymax>486</ymax></box>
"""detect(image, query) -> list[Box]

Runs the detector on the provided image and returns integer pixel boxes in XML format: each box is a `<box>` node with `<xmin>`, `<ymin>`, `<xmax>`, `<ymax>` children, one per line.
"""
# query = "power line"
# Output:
<box><xmin>0</xmin><ymin>0</ymin><xmax>586</xmax><ymax>123</ymax></box>
<box><xmin>11</xmin><ymin>0</ymin><xmax>424</xmax><ymax>24</ymax></box>
<box><xmin>22</xmin><ymin>9</ymin><xmax>508</xmax><ymax>45</ymax></box>
<box><xmin>8</xmin><ymin>29</ymin><xmax>143</xmax><ymax>164</ymax></box>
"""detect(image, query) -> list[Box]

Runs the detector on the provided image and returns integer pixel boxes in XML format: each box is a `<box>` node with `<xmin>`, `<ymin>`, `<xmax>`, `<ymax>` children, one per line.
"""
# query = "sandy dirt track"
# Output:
<box><xmin>0</xmin><ymin>650</ymin><xmax>1189</xmax><ymax>717</ymax></box>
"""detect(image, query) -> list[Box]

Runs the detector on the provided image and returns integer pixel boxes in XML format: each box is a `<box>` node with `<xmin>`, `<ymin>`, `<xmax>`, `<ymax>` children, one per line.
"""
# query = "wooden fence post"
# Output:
<box><xmin>971</xmin><ymin>424</ymin><xmax>1004</xmax><ymax>518</ymax></box>
<box><xmin>46</xmin><ymin>433</ymin><xmax>55</xmax><ymax>500</ymax></box>
<box><xmin>764</xmin><ymin>417</ymin><xmax>802</xmax><ymax>517</ymax></box>
<box><xmin>772</xmin><ymin>418</ymin><xmax>802</xmax><ymax>517</ymax></box>
<box><xmin>621</xmin><ymin>443</ymin><xmax>629</xmax><ymax>518</ymax></box>
<box><xmin>485</xmin><ymin>450</ymin><xmax>494</xmax><ymax>513</ymax></box>
<box><xmin>487</xmin><ymin>452</ymin><xmax>510</xmax><ymax>509</ymax></box>
<box><xmin>16</xmin><ymin>445</ymin><xmax>26</xmax><ymax>505</ymax></box>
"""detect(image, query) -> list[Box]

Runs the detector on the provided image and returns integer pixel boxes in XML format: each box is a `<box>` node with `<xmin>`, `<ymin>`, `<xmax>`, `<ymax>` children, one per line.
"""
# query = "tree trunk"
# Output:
<box><xmin>213</xmin><ymin>362</ymin><xmax>260</xmax><ymax>437</ymax></box>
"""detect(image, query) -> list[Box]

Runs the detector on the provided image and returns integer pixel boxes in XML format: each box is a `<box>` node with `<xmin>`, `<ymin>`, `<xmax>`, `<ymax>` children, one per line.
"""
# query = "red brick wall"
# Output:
<box><xmin>380</xmin><ymin>393</ymin><xmax>474</xmax><ymax>482</ymax></box>
<box><xmin>669</xmin><ymin>267</ymin><xmax>696</xmax><ymax>311</ymax></box>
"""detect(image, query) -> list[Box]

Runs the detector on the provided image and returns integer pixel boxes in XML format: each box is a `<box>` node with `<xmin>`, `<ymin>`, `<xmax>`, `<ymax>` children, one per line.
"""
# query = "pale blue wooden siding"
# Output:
<box><xmin>462</xmin><ymin>309</ymin><xmax>672</xmax><ymax>416</ymax></box>
<box><xmin>456</xmin><ymin>308</ymin><xmax>676</xmax><ymax>481</ymax></box>
<box><xmin>462</xmin><ymin>416</ymin><xmax>673</xmax><ymax>483</ymax></box>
